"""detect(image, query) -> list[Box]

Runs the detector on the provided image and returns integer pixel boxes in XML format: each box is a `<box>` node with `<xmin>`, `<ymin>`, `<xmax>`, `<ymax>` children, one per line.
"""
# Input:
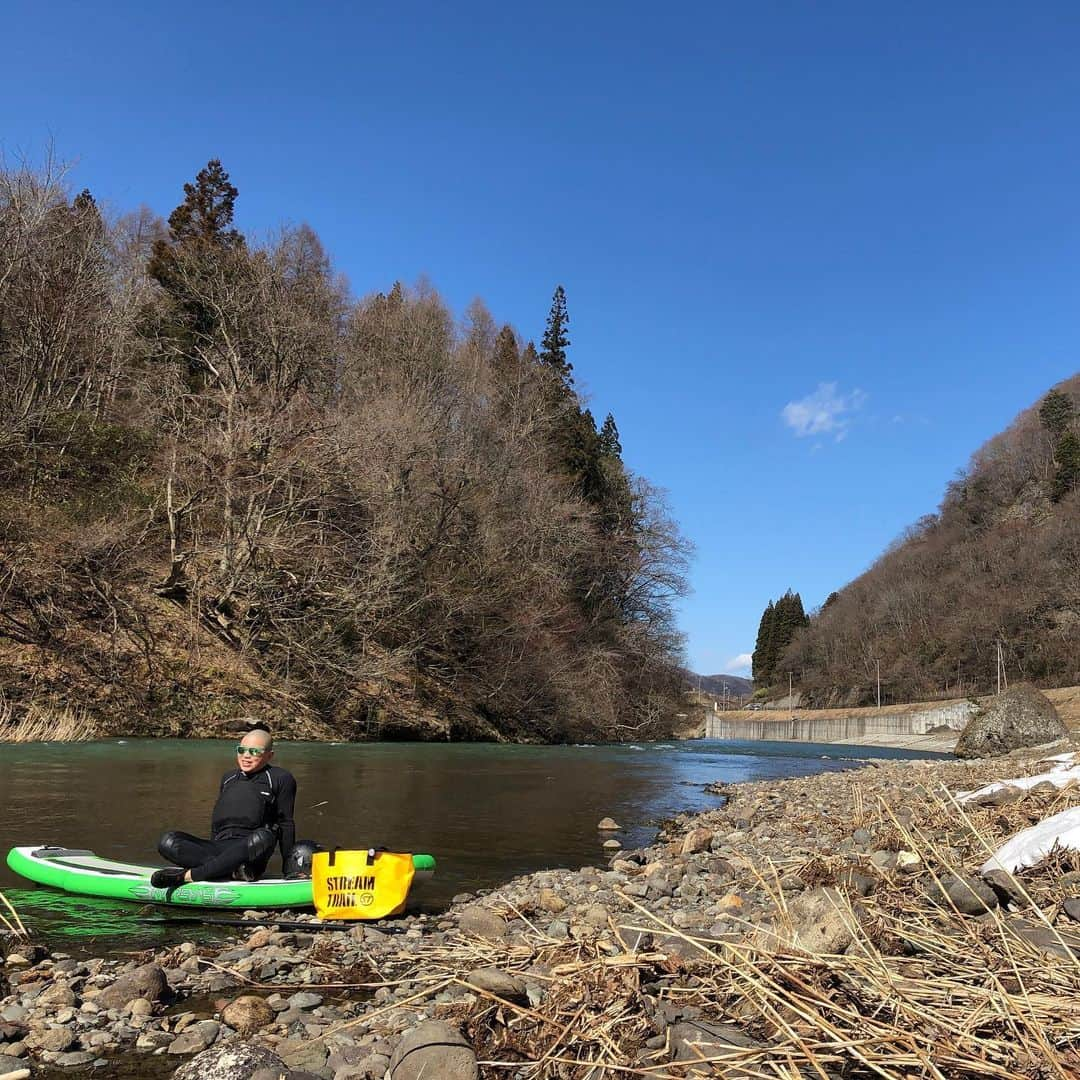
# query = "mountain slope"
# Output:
<box><xmin>783</xmin><ymin>375</ymin><xmax>1080</xmax><ymax>706</ymax></box>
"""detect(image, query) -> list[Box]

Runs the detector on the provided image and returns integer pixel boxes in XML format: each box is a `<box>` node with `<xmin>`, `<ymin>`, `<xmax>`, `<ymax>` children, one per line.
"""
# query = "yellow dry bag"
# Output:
<box><xmin>311</xmin><ymin>848</ymin><xmax>415</xmax><ymax>920</ymax></box>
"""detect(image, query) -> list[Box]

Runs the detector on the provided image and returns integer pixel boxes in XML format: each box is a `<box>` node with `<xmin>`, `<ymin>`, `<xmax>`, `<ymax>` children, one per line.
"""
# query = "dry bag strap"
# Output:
<box><xmin>328</xmin><ymin>846</ymin><xmax>387</xmax><ymax>868</ymax></box>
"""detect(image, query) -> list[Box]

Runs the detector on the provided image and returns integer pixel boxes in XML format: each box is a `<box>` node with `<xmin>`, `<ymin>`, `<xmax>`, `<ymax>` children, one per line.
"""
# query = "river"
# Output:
<box><xmin>0</xmin><ymin>738</ymin><xmax>943</xmax><ymax>948</ymax></box>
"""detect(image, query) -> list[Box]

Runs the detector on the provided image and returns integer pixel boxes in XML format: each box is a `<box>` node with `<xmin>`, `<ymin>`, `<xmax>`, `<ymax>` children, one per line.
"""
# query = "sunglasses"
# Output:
<box><xmin>235</xmin><ymin>745</ymin><xmax>268</xmax><ymax>757</ymax></box>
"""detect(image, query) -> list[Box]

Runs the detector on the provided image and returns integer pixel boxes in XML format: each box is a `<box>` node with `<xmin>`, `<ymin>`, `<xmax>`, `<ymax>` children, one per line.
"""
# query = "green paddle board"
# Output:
<box><xmin>6</xmin><ymin>845</ymin><xmax>435</xmax><ymax>910</ymax></box>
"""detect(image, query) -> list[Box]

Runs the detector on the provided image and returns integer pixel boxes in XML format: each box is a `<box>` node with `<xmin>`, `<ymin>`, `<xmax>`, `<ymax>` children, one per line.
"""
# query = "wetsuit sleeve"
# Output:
<box><xmin>275</xmin><ymin>771</ymin><xmax>297</xmax><ymax>867</ymax></box>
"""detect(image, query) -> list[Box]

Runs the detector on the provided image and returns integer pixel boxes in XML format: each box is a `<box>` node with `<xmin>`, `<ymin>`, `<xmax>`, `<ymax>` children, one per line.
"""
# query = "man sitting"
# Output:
<box><xmin>151</xmin><ymin>724</ymin><xmax>296</xmax><ymax>889</ymax></box>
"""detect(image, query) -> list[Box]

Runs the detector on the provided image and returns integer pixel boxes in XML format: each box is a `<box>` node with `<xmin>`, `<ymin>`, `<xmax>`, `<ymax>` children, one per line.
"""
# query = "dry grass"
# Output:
<box><xmin>0</xmin><ymin>699</ymin><xmax>96</xmax><ymax>742</ymax></box>
<box><xmin>316</xmin><ymin>782</ymin><xmax>1080</xmax><ymax>1078</ymax></box>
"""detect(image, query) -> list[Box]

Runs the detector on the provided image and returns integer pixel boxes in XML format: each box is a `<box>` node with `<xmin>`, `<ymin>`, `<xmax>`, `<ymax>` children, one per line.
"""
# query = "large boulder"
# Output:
<box><xmin>955</xmin><ymin>684</ymin><xmax>1067</xmax><ymax>759</ymax></box>
<box><xmin>173</xmin><ymin>1042</ymin><xmax>287</xmax><ymax>1080</ymax></box>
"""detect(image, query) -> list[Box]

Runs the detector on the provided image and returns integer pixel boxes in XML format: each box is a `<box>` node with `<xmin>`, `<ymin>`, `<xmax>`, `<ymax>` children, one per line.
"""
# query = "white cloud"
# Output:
<box><xmin>725</xmin><ymin>653</ymin><xmax>752</xmax><ymax>674</ymax></box>
<box><xmin>782</xmin><ymin>383</ymin><xmax>867</xmax><ymax>441</ymax></box>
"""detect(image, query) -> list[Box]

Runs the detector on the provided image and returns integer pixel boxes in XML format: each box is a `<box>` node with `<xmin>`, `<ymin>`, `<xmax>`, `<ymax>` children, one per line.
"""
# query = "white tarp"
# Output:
<box><xmin>980</xmin><ymin>804</ymin><xmax>1080</xmax><ymax>875</ymax></box>
<box><xmin>956</xmin><ymin>751</ymin><xmax>1080</xmax><ymax>805</ymax></box>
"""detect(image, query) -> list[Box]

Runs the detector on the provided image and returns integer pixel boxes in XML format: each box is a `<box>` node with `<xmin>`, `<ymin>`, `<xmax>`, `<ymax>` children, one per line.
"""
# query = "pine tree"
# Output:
<box><xmin>539</xmin><ymin>285</ymin><xmax>572</xmax><ymax>383</ymax></box>
<box><xmin>1039</xmin><ymin>389</ymin><xmax>1075</xmax><ymax>439</ymax></box>
<box><xmin>752</xmin><ymin>600</ymin><xmax>776</xmax><ymax>685</ymax></box>
<box><xmin>1051</xmin><ymin>431</ymin><xmax>1080</xmax><ymax>502</ymax></box>
<box><xmin>598</xmin><ymin>413</ymin><xmax>622</xmax><ymax>457</ymax></box>
<box><xmin>493</xmin><ymin>325</ymin><xmax>519</xmax><ymax>372</ymax></box>
<box><xmin>752</xmin><ymin>591</ymin><xmax>809</xmax><ymax>687</ymax></box>
<box><xmin>148</xmin><ymin>160</ymin><xmax>246</xmax><ymax>370</ymax></box>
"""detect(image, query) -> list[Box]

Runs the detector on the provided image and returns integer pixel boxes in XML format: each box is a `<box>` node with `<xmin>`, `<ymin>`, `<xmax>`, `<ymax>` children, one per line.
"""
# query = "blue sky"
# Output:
<box><xmin>4</xmin><ymin>2</ymin><xmax>1078</xmax><ymax>675</ymax></box>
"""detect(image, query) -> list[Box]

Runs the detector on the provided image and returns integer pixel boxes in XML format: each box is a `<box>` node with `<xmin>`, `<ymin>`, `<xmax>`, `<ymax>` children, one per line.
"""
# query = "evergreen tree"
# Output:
<box><xmin>493</xmin><ymin>325</ymin><xmax>519</xmax><ymax>372</ymax></box>
<box><xmin>1051</xmin><ymin>430</ymin><xmax>1080</xmax><ymax>502</ymax></box>
<box><xmin>148</xmin><ymin>160</ymin><xmax>246</xmax><ymax>371</ymax></box>
<box><xmin>752</xmin><ymin>600</ymin><xmax>776</xmax><ymax>685</ymax></box>
<box><xmin>1039</xmin><ymin>389</ymin><xmax>1075</xmax><ymax>439</ymax></box>
<box><xmin>598</xmin><ymin>413</ymin><xmax>622</xmax><ymax>457</ymax></box>
<box><xmin>752</xmin><ymin>591</ymin><xmax>809</xmax><ymax>687</ymax></box>
<box><xmin>539</xmin><ymin>285</ymin><xmax>572</xmax><ymax>383</ymax></box>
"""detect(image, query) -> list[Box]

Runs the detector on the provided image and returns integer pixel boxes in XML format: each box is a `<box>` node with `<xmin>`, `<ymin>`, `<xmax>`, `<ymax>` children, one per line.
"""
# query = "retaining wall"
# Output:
<box><xmin>706</xmin><ymin>701</ymin><xmax>973</xmax><ymax>742</ymax></box>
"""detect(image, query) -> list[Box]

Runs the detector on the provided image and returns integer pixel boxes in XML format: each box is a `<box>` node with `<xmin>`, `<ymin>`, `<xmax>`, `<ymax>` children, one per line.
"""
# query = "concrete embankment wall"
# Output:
<box><xmin>707</xmin><ymin>701</ymin><xmax>973</xmax><ymax>743</ymax></box>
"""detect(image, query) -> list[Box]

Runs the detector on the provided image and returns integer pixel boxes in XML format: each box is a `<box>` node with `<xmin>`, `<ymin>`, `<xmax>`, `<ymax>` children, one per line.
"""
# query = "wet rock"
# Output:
<box><xmin>457</xmin><ymin>907</ymin><xmax>507</xmax><ymax>940</ymax></box>
<box><xmin>54</xmin><ymin>1050</ymin><xmax>95</xmax><ymax>1066</ymax></box>
<box><xmin>173</xmin><ymin>1042</ymin><xmax>288</xmax><ymax>1080</ymax></box>
<box><xmin>95</xmin><ymin>963</ymin><xmax>168</xmax><ymax>1011</ymax></box>
<box><xmin>388</xmin><ymin>1020</ymin><xmax>479</xmax><ymax>1080</ymax></box>
<box><xmin>603</xmin><ymin>839</ymin><xmax>622</xmax><ymax>850</ymax></box>
<box><xmin>925</xmin><ymin>874</ymin><xmax>998</xmax><ymax>916</ymax></box>
<box><xmin>955</xmin><ymin>684</ymin><xmax>1067</xmax><ymax>759</ymax></box>
<box><xmin>597</xmin><ymin>817</ymin><xmax>621</xmax><ymax>830</ymax></box>
<box><xmin>221</xmin><ymin>995</ymin><xmax>275</xmax><ymax>1035</ymax></box>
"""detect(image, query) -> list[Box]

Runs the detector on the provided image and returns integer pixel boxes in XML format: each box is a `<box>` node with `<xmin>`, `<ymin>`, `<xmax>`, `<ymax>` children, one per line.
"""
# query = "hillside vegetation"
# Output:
<box><xmin>0</xmin><ymin>157</ymin><xmax>689</xmax><ymax>741</ymax></box>
<box><xmin>782</xmin><ymin>376</ymin><xmax>1080</xmax><ymax>706</ymax></box>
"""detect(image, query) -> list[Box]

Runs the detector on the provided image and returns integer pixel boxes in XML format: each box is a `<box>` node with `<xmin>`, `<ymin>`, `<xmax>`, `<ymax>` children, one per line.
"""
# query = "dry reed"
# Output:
<box><xmin>344</xmin><ymin>781</ymin><xmax>1080</xmax><ymax>1078</ymax></box>
<box><xmin>0</xmin><ymin>699</ymin><xmax>95</xmax><ymax>742</ymax></box>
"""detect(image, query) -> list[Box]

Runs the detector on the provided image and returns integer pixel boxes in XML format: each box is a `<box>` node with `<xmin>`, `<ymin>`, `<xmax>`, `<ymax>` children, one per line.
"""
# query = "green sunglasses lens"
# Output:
<box><xmin>236</xmin><ymin>745</ymin><xmax>265</xmax><ymax>756</ymax></box>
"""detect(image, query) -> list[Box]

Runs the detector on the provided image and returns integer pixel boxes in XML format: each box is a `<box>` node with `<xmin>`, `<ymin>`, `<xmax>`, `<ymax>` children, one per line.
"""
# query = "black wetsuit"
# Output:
<box><xmin>158</xmin><ymin>765</ymin><xmax>296</xmax><ymax>882</ymax></box>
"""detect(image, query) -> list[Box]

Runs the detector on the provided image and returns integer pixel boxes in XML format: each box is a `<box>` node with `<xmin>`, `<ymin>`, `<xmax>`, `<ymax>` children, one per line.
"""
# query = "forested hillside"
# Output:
<box><xmin>782</xmin><ymin>377</ymin><xmax>1080</xmax><ymax>705</ymax></box>
<box><xmin>0</xmin><ymin>157</ymin><xmax>689</xmax><ymax>741</ymax></box>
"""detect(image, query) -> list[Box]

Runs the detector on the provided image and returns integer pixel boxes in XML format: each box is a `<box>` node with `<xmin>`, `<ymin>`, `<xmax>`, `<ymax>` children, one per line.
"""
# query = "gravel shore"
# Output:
<box><xmin>4</xmin><ymin>742</ymin><xmax>1080</xmax><ymax>1078</ymax></box>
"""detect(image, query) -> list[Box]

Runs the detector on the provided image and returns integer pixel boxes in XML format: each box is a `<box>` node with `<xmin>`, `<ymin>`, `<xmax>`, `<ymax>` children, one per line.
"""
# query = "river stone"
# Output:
<box><xmin>539</xmin><ymin>888</ymin><xmax>566</xmax><ymax>914</ymax></box>
<box><xmin>0</xmin><ymin>1053</ymin><xmax>26</xmax><ymax>1073</ymax></box>
<box><xmin>276</xmin><ymin>1037</ymin><xmax>329</xmax><ymax>1072</ymax></box>
<box><xmin>982</xmin><ymin>869</ymin><xmax>1029</xmax><ymax>909</ymax></box>
<box><xmin>666</xmin><ymin>1019</ymin><xmax>767</xmax><ymax>1076</ymax></box>
<box><xmin>36</xmin><ymin>983</ymin><xmax>76</xmax><ymax>1008</ymax></box>
<box><xmin>95</xmin><ymin>963</ymin><xmax>168</xmax><ymax>1010</ymax></box>
<box><xmin>389</xmin><ymin>1020</ymin><xmax>478</xmax><ymax>1080</ymax></box>
<box><xmin>680</xmin><ymin>828</ymin><xmax>713</xmax><ymax>856</ymax></box>
<box><xmin>167</xmin><ymin>1021</ymin><xmax>220</xmax><ymax>1054</ymax></box>
<box><xmin>602</xmin><ymin>839</ymin><xmax>622</xmax><ymax>850</ymax></box>
<box><xmin>1063</xmin><ymin>899</ymin><xmax>1080</xmax><ymax>923</ymax></box>
<box><xmin>174</xmin><ymin>1043</ymin><xmax>288</xmax><ymax>1080</ymax></box>
<box><xmin>286</xmin><ymin>991</ymin><xmax>323</xmax><ymax>1010</ymax></box>
<box><xmin>778</xmin><ymin>887</ymin><xmax>855</xmax><ymax>955</ymax></box>
<box><xmin>464</xmin><ymin>967</ymin><xmax>527</xmax><ymax>1003</ymax></box>
<box><xmin>597</xmin><ymin>817</ymin><xmax>621</xmax><ymax>830</ymax></box>
<box><xmin>925</xmin><ymin>874</ymin><xmax>998</xmax><ymax>916</ymax></box>
<box><xmin>457</xmin><ymin>906</ymin><xmax>507</xmax><ymax>940</ymax></box>
<box><xmin>34</xmin><ymin>1025</ymin><xmax>77</xmax><ymax>1053</ymax></box>
<box><xmin>221</xmin><ymin>995</ymin><xmax>275</xmax><ymax>1034</ymax></box>
<box><xmin>955</xmin><ymin>684</ymin><xmax>1067</xmax><ymax>759</ymax></box>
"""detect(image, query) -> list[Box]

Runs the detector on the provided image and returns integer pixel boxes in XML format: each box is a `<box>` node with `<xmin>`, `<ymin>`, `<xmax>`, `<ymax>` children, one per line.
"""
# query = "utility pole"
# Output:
<box><xmin>875</xmin><ymin>658</ymin><xmax>881</xmax><ymax>710</ymax></box>
<box><xmin>788</xmin><ymin>671</ymin><xmax>793</xmax><ymax>712</ymax></box>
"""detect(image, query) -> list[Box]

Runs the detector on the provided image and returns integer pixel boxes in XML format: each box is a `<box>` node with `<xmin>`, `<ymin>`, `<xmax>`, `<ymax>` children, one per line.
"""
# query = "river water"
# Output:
<box><xmin>0</xmin><ymin>738</ymin><xmax>942</xmax><ymax>948</ymax></box>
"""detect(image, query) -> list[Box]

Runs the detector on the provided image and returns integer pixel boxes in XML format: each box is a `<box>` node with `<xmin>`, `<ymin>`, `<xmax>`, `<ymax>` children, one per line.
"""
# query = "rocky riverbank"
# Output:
<box><xmin>4</xmin><ymin>742</ymin><xmax>1080</xmax><ymax>1078</ymax></box>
